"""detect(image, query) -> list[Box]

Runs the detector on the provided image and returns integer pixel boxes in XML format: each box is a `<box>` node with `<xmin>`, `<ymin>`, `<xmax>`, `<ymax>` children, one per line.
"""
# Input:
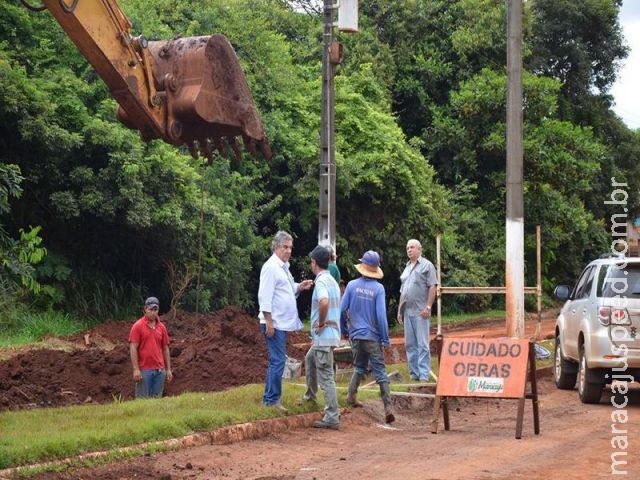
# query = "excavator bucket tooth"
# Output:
<box><xmin>259</xmin><ymin>139</ymin><xmax>272</xmax><ymax>159</ymax></box>
<box><xmin>214</xmin><ymin>137</ymin><xmax>227</xmax><ymax>159</ymax></box>
<box><xmin>201</xmin><ymin>139</ymin><xmax>214</xmax><ymax>163</ymax></box>
<box><xmin>147</xmin><ymin>35</ymin><xmax>271</xmax><ymax>160</ymax></box>
<box><xmin>228</xmin><ymin>136</ymin><xmax>242</xmax><ymax>161</ymax></box>
<box><xmin>242</xmin><ymin>135</ymin><xmax>258</xmax><ymax>158</ymax></box>
<box><xmin>187</xmin><ymin>141</ymin><xmax>198</xmax><ymax>160</ymax></box>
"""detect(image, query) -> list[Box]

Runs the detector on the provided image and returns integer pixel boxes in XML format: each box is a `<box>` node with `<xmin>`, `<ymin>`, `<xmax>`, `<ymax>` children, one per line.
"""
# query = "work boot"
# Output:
<box><xmin>380</xmin><ymin>382</ymin><xmax>395</xmax><ymax>424</ymax></box>
<box><xmin>384</xmin><ymin>405</ymin><xmax>395</xmax><ymax>424</ymax></box>
<box><xmin>313</xmin><ymin>420</ymin><xmax>340</xmax><ymax>430</ymax></box>
<box><xmin>271</xmin><ymin>403</ymin><xmax>289</xmax><ymax>414</ymax></box>
<box><xmin>346</xmin><ymin>373</ymin><xmax>363</xmax><ymax>407</ymax></box>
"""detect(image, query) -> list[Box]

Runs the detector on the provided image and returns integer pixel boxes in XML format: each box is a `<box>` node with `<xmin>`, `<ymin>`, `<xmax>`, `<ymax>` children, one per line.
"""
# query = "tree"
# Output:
<box><xmin>0</xmin><ymin>0</ymin><xmax>457</xmax><ymax>316</ymax></box>
<box><xmin>358</xmin><ymin>0</ymin><xmax>639</xmax><ymax>289</ymax></box>
<box><xmin>526</xmin><ymin>0</ymin><xmax>628</xmax><ymax>124</ymax></box>
<box><xmin>0</xmin><ymin>163</ymin><xmax>45</xmax><ymax>295</ymax></box>
<box><xmin>2</xmin><ymin>0</ymin><xmax>638</xmax><ymax>319</ymax></box>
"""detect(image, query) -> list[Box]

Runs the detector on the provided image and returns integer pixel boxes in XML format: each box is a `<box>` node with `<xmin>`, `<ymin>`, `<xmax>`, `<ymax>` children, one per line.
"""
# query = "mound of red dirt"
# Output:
<box><xmin>0</xmin><ymin>306</ymin><xmax>311</xmax><ymax>412</ymax></box>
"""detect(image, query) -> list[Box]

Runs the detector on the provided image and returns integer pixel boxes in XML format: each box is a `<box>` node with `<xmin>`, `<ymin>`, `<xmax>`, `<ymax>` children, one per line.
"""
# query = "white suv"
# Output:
<box><xmin>553</xmin><ymin>254</ymin><xmax>640</xmax><ymax>403</ymax></box>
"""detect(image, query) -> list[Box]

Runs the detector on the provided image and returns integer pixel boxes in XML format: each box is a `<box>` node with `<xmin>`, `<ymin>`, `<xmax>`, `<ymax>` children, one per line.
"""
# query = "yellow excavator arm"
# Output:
<box><xmin>34</xmin><ymin>0</ymin><xmax>271</xmax><ymax>160</ymax></box>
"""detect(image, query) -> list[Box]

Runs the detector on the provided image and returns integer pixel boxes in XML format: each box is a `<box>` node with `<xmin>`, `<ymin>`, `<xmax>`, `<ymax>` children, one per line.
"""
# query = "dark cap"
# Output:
<box><xmin>144</xmin><ymin>296</ymin><xmax>160</xmax><ymax>308</ymax></box>
<box><xmin>309</xmin><ymin>245</ymin><xmax>331</xmax><ymax>266</ymax></box>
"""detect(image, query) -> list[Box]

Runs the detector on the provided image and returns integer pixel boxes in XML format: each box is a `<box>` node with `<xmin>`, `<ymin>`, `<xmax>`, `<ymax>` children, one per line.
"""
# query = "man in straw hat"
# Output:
<box><xmin>340</xmin><ymin>250</ymin><xmax>395</xmax><ymax>424</ymax></box>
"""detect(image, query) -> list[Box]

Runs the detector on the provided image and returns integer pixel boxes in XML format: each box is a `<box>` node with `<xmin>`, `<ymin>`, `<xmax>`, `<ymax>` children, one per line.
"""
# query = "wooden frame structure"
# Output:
<box><xmin>434</xmin><ymin>226</ymin><xmax>543</xmax><ymax>337</ymax></box>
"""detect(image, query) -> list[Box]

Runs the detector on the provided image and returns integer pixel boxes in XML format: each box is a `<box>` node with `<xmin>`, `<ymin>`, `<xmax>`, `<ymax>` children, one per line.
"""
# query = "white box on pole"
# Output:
<box><xmin>338</xmin><ymin>0</ymin><xmax>358</xmax><ymax>32</ymax></box>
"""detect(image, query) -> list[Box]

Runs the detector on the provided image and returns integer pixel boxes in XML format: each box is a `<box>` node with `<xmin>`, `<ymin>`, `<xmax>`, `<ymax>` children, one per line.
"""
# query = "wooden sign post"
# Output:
<box><xmin>430</xmin><ymin>335</ymin><xmax>540</xmax><ymax>438</ymax></box>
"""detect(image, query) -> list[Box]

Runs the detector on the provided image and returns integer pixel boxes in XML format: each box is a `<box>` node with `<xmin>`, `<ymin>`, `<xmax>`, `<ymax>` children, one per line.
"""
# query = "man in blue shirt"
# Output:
<box><xmin>303</xmin><ymin>245</ymin><xmax>342</xmax><ymax>429</ymax></box>
<box><xmin>258</xmin><ymin>231</ymin><xmax>313</xmax><ymax>413</ymax></box>
<box><xmin>340</xmin><ymin>250</ymin><xmax>395</xmax><ymax>424</ymax></box>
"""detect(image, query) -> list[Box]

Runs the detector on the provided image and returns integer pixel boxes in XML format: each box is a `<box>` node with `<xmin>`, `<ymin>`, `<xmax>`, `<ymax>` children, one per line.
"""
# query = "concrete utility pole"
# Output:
<box><xmin>505</xmin><ymin>0</ymin><xmax>525</xmax><ymax>338</ymax></box>
<box><xmin>317</xmin><ymin>0</ymin><xmax>356</xmax><ymax>252</ymax></box>
<box><xmin>318</xmin><ymin>0</ymin><xmax>337</xmax><ymax>251</ymax></box>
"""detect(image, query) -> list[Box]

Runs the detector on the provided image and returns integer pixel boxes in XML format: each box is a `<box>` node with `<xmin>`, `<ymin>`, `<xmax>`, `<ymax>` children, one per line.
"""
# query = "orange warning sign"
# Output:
<box><xmin>436</xmin><ymin>337</ymin><xmax>529</xmax><ymax>398</ymax></box>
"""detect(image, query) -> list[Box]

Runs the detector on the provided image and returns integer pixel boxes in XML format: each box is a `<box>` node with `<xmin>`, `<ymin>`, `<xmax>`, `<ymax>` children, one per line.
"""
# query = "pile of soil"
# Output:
<box><xmin>0</xmin><ymin>306</ymin><xmax>313</xmax><ymax>412</ymax></box>
<box><xmin>0</xmin><ymin>305</ymin><xmax>552</xmax><ymax>413</ymax></box>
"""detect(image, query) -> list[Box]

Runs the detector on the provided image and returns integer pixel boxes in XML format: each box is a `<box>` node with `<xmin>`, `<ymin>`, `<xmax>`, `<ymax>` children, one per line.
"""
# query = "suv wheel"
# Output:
<box><xmin>577</xmin><ymin>346</ymin><xmax>604</xmax><ymax>404</ymax></box>
<box><xmin>553</xmin><ymin>336</ymin><xmax>577</xmax><ymax>389</ymax></box>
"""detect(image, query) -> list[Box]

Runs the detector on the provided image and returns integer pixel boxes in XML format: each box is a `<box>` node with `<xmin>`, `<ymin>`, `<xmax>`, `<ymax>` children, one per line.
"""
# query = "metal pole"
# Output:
<box><xmin>535</xmin><ymin>225</ymin><xmax>542</xmax><ymax>339</ymax></box>
<box><xmin>505</xmin><ymin>0</ymin><xmax>525</xmax><ymax>338</ymax></box>
<box><xmin>318</xmin><ymin>0</ymin><xmax>337</xmax><ymax>251</ymax></box>
<box><xmin>436</xmin><ymin>234</ymin><xmax>442</xmax><ymax>335</ymax></box>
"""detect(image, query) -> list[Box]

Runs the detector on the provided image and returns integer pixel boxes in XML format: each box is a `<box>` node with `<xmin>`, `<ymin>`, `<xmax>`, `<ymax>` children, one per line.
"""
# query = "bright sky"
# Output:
<box><xmin>611</xmin><ymin>1</ymin><xmax>640</xmax><ymax>130</ymax></box>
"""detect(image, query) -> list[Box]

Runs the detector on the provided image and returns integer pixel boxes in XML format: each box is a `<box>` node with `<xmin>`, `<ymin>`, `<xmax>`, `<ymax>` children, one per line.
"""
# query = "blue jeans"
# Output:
<box><xmin>351</xmin><ymin>339</ymin><xmax>390</xmax><ymax>385</ymax></box>
<box><xmin>304</xmin><ymin>346</ymin><xmax>339</xmax><ymax>425</ymax></box>
<box><xmin>135</xmin><ymin>368</ymin><xmax>166</xmax><ymax>398</ymax></box>
<box><xmin>261</xmin><ymin>324</ymin><xmax>287</xmax><ymax>406</ymax></box>
<box><xmin>404</xmin><ymin>314</ymin><xmax>431</xmax><ymax>380</ymax></box>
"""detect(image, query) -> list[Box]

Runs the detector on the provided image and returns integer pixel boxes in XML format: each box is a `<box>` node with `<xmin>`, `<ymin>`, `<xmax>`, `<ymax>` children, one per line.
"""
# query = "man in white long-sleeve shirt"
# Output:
<box><xmin>258</xmin><ymin>230</ymin><xmax>313</xmax><ymax>412</ymax></box>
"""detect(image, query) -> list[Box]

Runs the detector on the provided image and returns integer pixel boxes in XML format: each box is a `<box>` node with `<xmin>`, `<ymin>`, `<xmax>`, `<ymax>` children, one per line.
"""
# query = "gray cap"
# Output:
<box><xmin>144</xmin><ymin>296</ymin><xmax>160</xmax><ymax>307</ymax></box>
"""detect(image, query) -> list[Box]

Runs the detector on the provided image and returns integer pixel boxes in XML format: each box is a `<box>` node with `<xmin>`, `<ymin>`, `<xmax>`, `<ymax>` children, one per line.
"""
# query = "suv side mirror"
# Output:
<box><xmin>553</xmin><ymin>285</ymin><xmax>571</xmax><ymax>301</ymax></box>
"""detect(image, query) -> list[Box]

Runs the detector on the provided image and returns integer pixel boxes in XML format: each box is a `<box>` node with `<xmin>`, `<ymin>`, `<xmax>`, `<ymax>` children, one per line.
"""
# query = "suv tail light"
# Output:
<box><xmin>598</xmin><ymin>306</ymin><xmax>631</xmax><ymax>326</ymax></box>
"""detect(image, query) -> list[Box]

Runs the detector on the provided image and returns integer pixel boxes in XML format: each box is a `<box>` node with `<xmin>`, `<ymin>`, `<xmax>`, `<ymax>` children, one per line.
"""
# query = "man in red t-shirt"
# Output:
<box><xmin>128</xmin><ymin>297</ymin><xmax>173</xmax><ymax>398</ymax></box>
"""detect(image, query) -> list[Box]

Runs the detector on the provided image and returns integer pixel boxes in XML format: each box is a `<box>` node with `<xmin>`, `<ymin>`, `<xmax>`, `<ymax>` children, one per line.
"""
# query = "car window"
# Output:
<box><xmin>572</xmin><ymin>265</ymin><xmax>595</xmax><ymax>299</ymax></box>
<box><xmin>596</xmin><ymin>266</ymin><xmax>608</xmax><ymax>297</ymax></box>
<box><xmin>580</xmin><ymin>270</ymin><xmax>595</xmax><ymax>299</ymax></box>
<box><xmin>599</xmin><ymin>263</ymin><xmax>640</xmax><ymax>298</ymax></box>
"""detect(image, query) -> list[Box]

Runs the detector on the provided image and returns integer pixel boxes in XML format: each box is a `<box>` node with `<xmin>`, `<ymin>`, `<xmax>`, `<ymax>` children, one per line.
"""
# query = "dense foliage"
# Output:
<box><xmin>1</xmin><ymin>0</ymin><xmax>639</xmax><ymax>322</ymax></box>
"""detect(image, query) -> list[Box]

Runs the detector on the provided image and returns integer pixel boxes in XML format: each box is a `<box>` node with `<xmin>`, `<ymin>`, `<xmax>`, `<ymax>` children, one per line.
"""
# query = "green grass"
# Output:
<box><xmin>388</xmin><ymin>309</ymin><xmax>506</xmax><ymax>335</ymax></box>
<box><xmin>0</xmin><ymin>384</ymin><xmax>287</xmax><ymax>470</ymax></box>
<box><xmin>437</xmin><ymin>309</ymin><xmax>506</xmax><ymax>326</ymax></box>
<box><xmin>0</xmin><ymin>379</ymin><xmax>384</xmax><ymax>475</ymax></box>
<box><xmin>0</xmin><ymin>311</ymin><xmax>89</xmax><ymax>347</ymax></box>
<box><xmin>0</xmin><ymin>360</ymin><xmax>399</xmax><ymax>472</ymax></box>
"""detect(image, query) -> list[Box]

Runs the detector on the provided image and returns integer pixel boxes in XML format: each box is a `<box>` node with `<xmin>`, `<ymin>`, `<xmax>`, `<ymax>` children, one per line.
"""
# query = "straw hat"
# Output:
<box><xmin>355</xmin><ymin>250</ymin><xmax>384</xmax><ymax>279</ymax></box>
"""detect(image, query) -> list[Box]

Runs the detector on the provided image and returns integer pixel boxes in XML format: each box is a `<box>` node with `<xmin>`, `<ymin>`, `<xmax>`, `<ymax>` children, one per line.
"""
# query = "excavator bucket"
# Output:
<box><xmin>119</xmin><ymin>34</ymin><xmax>271</xmax><ymax>161</ymax></box>
<box><xmin>34</xmin><ymin>0</ymin><xmax>269</xmax><ymax>162</ymax></box>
